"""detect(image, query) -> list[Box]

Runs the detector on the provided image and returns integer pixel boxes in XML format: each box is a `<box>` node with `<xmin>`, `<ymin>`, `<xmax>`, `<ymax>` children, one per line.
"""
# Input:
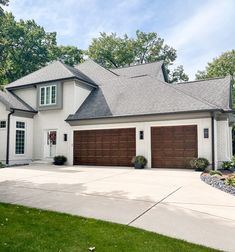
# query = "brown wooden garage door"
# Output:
<box><xmin>151</xmin><ymin>125</ymin><xmax>198</xmax><ymax>168</ymax></box>
<box><xmin>74</xmin><ymin>128</ymin><xmax>136</xmax><ymax>166</ymax></box>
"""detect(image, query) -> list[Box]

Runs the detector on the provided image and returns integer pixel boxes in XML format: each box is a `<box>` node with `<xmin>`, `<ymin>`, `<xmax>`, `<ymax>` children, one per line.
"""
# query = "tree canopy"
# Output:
<box><xmin>0</xmin><ymin>12</ymin><xmax>57</xmax><ymax>84</ymax></box>
<box><xmin>87</xmin><ymin>31</ymin><xmax>188</xmax><ymax>83</ymax></box>
<box><xmin>53</xmin><ymin>45</ymin><xmax>83</xmax><ymax>66</ymax></box>
<box><xmin>0</xmin><ymin>0</ymin><xmax>9</xmax><ymax>14</ymax></box>
<box><xmin>0</xmin><ymin>9</ymin><xmax>83</xmax><ymax>85</ymax></box>
<box><xmin>195</xmin><ymin>50</ymin><xmax>235</xmax><ymax>80</ymax></box>
<box><xmin>0</xmin><ymin>5</ymin><xmax>188</xmax><ymax>86</ymax></box>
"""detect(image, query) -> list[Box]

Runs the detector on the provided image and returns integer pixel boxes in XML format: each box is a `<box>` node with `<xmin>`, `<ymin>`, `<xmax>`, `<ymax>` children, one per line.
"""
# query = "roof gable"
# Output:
<box><xmin>0</xmin><ymin>90</ymin><xmax>35</xmax><ymax>112</ymax></box>
<box><xmin>6</xmin><ymin>61</ymin><xmax>96</xmax><ymax>89</ymax></box>
<box><xmin>75</xmin><ymin>59</ymin><xmax>118</xmax><ymax>84</ymax></box>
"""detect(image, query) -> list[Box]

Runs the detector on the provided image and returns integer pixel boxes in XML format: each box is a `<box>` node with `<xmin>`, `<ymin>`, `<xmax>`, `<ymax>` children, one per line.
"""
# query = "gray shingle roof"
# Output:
<box><xmin>110</xmin><ymin>61</ymin><xmax>164</xmax><ymax>78</ymax></box>
<box><xmin>75</xmin><ymin>59</ymin><xmax>118</xmax><ymax>84</ymax></box>
<box><xmin>0</xmin><ymin>90</ymin><xmax>35</xmax><ymax>112</ymax></box>
<box><xmin>174</xmin><ymin>77</ymin><xmax>231</xmax><ymax>111</ymax></box>
<box><xmin>67</xmin><ymin>75</ymin><xmax>230</xmax><ymax>121</ymax></box>
<box><xmin>6</xmin><ymin>61</ymin><xmax>96</xmax><ymax>89</ymax></box>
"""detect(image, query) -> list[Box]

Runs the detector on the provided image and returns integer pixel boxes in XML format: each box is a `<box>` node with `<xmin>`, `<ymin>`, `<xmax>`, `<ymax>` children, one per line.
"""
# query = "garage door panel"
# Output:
<box><xmin>151</xmin><ymin>125</ymin><xmax>198</xmax><ymax>168</ymax></box>
<box><xmin>74</xmin><ymin>128</ymin><xmax>136</xmax><ymax>166</ymax></box>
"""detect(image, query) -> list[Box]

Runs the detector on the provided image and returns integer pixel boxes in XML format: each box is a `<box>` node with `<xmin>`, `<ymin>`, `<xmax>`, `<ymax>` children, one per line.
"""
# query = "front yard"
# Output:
<box><xmin>0</xmin><ymin>203</ymin><xmax>216</xmax><ymax>252</ymax></box>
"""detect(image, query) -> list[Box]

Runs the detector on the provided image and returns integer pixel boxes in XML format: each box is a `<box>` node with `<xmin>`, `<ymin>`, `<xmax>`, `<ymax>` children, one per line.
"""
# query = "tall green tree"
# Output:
<box><xmin>0</xmin><ymin>10</ymin><xmax>84</xmax><ymax>86</ymax></box>
<box><xmin>195</xmin><ymin>50</ymin><xmax>235</xmax><ymax>80</ymax></box>
<box><xmin>196</xmin><ymin>50</ymin><xmax>235</xmax><ymax>110</ymax></box>
<box><xmin>133</xmin><ymin>30</ymin><xmax>177</xmax><ymax>66</ymax></box>
<box><xmin>169</xmin><ymin>65</ymin><xmax>189</xmax><ymax>83</ymax></box>
<box><xmin>87</xmin><ymin>32</ymin><xmax>134</xmax><ymax>68</ymax></box>
<box><xmin>87</xmin><ymin>30</ymin><xmax>188</xmax><ymax>82</ymax></box>
<box><xmin>0</xmin><ymin>0</ymin><xmax>9</xmax><ymax>13</ymax></box>
<box><xmin>54</xmin><ymin>45</ymin><xmax>83</xmax><ymax>66</ymax></box>
<box><xmin>0</xmin><ymin>12</ymin><xmax>57</xmax><ymax>84</ymax></box>
<box><xmin>0</xmin><ymin>0</ymin><xmax>9</xmax><ymax>5</ymax></box>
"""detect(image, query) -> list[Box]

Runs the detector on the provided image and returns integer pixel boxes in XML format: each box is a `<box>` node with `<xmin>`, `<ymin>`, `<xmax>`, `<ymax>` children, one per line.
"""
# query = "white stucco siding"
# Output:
<box><xmin>70</xmin><ymin>115</ymin><xmax>212</xmax><ymax>168</ymax></box>
<box><xmin>8</xmin><ymin>115</ymin><xmax>34</xmax><ymax>165</ymax></box>
<box><xmin>13</xmin><ymin>87</ymin><xmax>37</xmax><ymax>109</ymax></box>
<box><xmin>33</xmin><ymin>80</ymin><xmax>92</xmax><ymax>162</ymax></box>
<box><xmin>74</xmin><ymin>81</ymin><xmax>93</xmax><ymax>114</ymax></box>
<box><xmin>0</xmin><ymin>102</ymin><xmax>8</xmax><ymax>162</ymax></box>
<box><xmin>216</xmin><ymin>118</ymin><xmax>233</xmax><ymax>167</ymax></box>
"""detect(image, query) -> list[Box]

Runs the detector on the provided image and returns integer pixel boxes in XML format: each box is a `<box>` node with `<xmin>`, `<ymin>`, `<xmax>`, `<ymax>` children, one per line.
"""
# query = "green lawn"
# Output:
<box><xmin>0</xmin><ymin>203</ymin><xmax>217</xmax><ymax>252</ymax></box>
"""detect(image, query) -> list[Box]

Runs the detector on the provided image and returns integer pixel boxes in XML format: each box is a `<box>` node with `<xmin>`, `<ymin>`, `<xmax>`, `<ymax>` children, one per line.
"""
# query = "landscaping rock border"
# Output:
<box><xmin>201</xmin><ymin>174</ymin><xmax>235</xmax><ymax>196</ymax></box>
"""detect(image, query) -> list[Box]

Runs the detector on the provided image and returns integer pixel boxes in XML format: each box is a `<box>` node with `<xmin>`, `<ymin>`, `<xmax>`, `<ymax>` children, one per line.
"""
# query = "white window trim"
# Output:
<box><xmin>40</xmin><ymin>85</ymin><xmax>57</xmax><ymax>106</ymax></box>
<box><xmin>15</xmin><ymin>121</ymin><xmax>26</xmax><ymax>156</ymax></box>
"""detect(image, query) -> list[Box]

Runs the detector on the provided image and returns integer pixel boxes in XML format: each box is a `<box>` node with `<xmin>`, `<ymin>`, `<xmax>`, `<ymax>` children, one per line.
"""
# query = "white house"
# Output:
<box><xmin>0</xmin><ymin>59</ymin><xmax>234</xmax><ymax>169</ymax></box>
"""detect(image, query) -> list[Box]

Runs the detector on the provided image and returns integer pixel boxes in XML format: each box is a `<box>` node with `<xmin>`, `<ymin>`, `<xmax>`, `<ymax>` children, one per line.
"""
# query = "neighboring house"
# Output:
<box><xmin>0</xmin><ymin>59</ymin><xmax>234</xmax><ymax>169</ymax></box>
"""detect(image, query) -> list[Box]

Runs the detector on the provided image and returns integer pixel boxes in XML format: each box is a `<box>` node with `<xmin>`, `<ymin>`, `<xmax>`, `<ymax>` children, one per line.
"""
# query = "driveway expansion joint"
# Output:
<box><xmin>127</xmin><ymin>186</ymin><xmax>182</xmax><ymax>225</ymax></box>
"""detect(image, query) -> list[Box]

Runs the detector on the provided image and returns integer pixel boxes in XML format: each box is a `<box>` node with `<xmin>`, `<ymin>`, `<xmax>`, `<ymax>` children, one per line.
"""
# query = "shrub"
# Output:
<box><xmin>221</xmin><ymin>161</ymin><xmax>234</xmax><ymax>170</ymax></box>
<box><xmin>190</xmin><ymin>157</ymin><xmax>209</xmax><ymax>171</ymax></box>
<box><xmin>131</xmin><ymin>156</ymin><xmax>147</xmax><ymax>169</ymax></box>
<box><xmin>0</xmin><ymin>162</ymin><xmax>5</xmax><ymax>168</ymax></box>
<box><xmin>53</xmin><ymin>155</ymin><xmax>67</xmax><ymax>166</ymax></box>
<box><xmin>225</xmin><ymin>174</ymin><xmax>235</xmax><ymax>186</ymax></box>
<box><xmin>209</xmin><ymin>170</ymin><xmax>222</xmax><ymax>176</ymax></box>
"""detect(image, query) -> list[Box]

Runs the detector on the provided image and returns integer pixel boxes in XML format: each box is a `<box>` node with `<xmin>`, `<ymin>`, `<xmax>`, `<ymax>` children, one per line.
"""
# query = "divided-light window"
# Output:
<box><xmin>15</xmin><ymin>121</ymin><xmax>25</xmax><ymax>155</ymax></box>
<box><xmin>40</xmin><ymin>85</ymin><xmax>56</xmax><ymax>106</ymax></box>
<box><xmin>0</xmin><ymin>121</ymin><xmax>6</xmax><ymax>129</ymax></box>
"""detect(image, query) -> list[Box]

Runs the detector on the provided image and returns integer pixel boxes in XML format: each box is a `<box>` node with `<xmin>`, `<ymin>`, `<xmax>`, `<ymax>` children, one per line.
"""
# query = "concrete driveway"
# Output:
<box><xmin>0</xmin><ymin>164</ymin><xmax>234</xmax><ymax>251</ymax></box>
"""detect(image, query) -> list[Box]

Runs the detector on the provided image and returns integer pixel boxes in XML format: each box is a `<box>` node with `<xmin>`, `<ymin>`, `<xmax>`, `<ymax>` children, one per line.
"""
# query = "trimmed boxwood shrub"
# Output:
<box><xmin>0</xmin><ymin>162</ymin><xmax>5</xmax><ymax>168</ymax></box>
<box><xmin>190</xmin><ymin>157</ymin><xmax>209</xmax><ymax>171</ymax></box>
<box><xmin>131</xmin><ymin>156</ymin><xmax>147</xmax><ymax>169</ymax></box>
<box><xmin>53</xmin><ymin>156</ymin><xmax>67</xmax><ymax>166</ymax></box>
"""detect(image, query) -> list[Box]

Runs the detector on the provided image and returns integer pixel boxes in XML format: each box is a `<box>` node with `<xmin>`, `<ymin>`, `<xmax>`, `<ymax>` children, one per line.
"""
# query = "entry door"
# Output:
<box><xmin>45</xmin><ymin>130</ymin><xmax>57</xmax><ymax>158</ymax></box>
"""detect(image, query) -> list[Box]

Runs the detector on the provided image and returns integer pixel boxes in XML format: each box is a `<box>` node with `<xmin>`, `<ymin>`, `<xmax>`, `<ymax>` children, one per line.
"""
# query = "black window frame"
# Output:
<box><xmin>0</xmin><ymin>121</ymin><xmax>6</xmax><ymax>129</ymax></box>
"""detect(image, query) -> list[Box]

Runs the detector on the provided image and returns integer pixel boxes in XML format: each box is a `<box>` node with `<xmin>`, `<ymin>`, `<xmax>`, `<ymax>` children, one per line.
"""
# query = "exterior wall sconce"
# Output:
<box><xmin>64</xmin><ymin>134</ymin><xmax>68</xmax><ymax>141</ymax></box>
<box><xmin>204</xmin><ymin>128</ymin><xmax>209</xmax><ymax>138</ymax></box>
<box><xmin>139</xmin><ymin>130</ymin><xmax>144</xmax><ymax>140</ymax></box>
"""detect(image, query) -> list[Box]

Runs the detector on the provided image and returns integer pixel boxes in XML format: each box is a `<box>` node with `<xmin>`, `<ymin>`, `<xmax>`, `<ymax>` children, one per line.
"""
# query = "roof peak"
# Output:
<box><xmin>6</xmin><ymin>60</ymin><xmax>97</xmax><ymax>89</ymax></box>
<box><xmin>110</xmin><ymin>60</ymin><xmax>163</xmax><ymax>70</ymax></box>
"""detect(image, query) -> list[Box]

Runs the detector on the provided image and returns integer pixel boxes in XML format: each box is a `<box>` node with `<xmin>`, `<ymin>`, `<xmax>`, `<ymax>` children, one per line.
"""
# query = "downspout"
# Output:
<box><xmin>6</xmin><ymin>109</ymin><xmax>15</xmax><ymax>165</ymax></box>
<box><xmin>211</xmin><ymin>113</ymin><xmax>215</xmax><ymax>170</ymax></box>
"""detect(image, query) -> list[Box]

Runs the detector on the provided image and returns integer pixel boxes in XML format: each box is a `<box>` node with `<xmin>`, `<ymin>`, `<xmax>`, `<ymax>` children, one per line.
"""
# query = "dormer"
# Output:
<box><xmin>5</xmin><ymin>61</ymin><xmax>98</xmax><ymax>112</ymax></box>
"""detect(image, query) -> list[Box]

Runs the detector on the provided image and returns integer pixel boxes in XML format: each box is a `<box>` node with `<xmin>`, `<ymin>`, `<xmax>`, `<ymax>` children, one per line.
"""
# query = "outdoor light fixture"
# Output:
<box><xmin>139</xmin><ymin>130</ymin><xmax>144</xmax><ymax>140</ymax></box>
<box><xmin>204</xmin><ymin>128</ymin><xmax>209</xmax><ymax>138</ymax></box>
<box><xmin>64</xmin><ymin>134</ymin><xmax>68</xmax><ymax>141</ymax></box>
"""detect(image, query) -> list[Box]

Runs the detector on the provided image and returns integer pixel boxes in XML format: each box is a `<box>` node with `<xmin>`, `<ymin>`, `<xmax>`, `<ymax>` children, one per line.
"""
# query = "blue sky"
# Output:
<box><xmin>4</xmin><ymin>0</ymin><xmax>235</xmax><ymax>80</ymax></box>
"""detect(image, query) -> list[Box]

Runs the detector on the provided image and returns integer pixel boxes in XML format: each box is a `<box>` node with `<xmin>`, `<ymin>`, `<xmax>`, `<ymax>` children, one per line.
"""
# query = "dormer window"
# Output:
<box><xmin>40</xmin><ymin>85</ymin><xmax>56</xmax><ymax>106</ymax></box>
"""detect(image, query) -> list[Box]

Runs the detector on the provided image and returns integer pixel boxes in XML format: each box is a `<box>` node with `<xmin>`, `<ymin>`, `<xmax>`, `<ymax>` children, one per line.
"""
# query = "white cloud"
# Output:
<box><xmin>166</xmin><ymin>0</ymin><xmax>234</xmax><ymax>50</ymax></box>
<box><xmin>164</xmin><ymin>0</ymin><xmax>235</xmax><ymax>79</ymax></box>
<box><xmin>4</xmin><ymin>0</ymin><xmax>235</xmax><ymax>79</ymax></box>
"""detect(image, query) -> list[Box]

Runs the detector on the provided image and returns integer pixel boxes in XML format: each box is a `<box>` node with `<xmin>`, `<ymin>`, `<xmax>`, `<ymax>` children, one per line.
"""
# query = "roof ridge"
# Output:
<box><xmin>76</xmin><ymin>59</ymin><xmax>119</xmax><ymax>77</ymax></box>
<box><xmin>176</xmin><ymin>76</ymin><xmax>226</xmax><ymax>85</ymax></box>
<box><xmin>148</xmin><ymin>76</ymin><xmax>218</xmax><ymax>110</ymax></box>
<box><xmin>57</xmin><ymin>61</ymin><xmax>76</xmax><ymax>77</ymax></box>
<box><xmin>110</xmin><ymin>60</ymin><xmax>163</xmax><ymax>70</ymax></box>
